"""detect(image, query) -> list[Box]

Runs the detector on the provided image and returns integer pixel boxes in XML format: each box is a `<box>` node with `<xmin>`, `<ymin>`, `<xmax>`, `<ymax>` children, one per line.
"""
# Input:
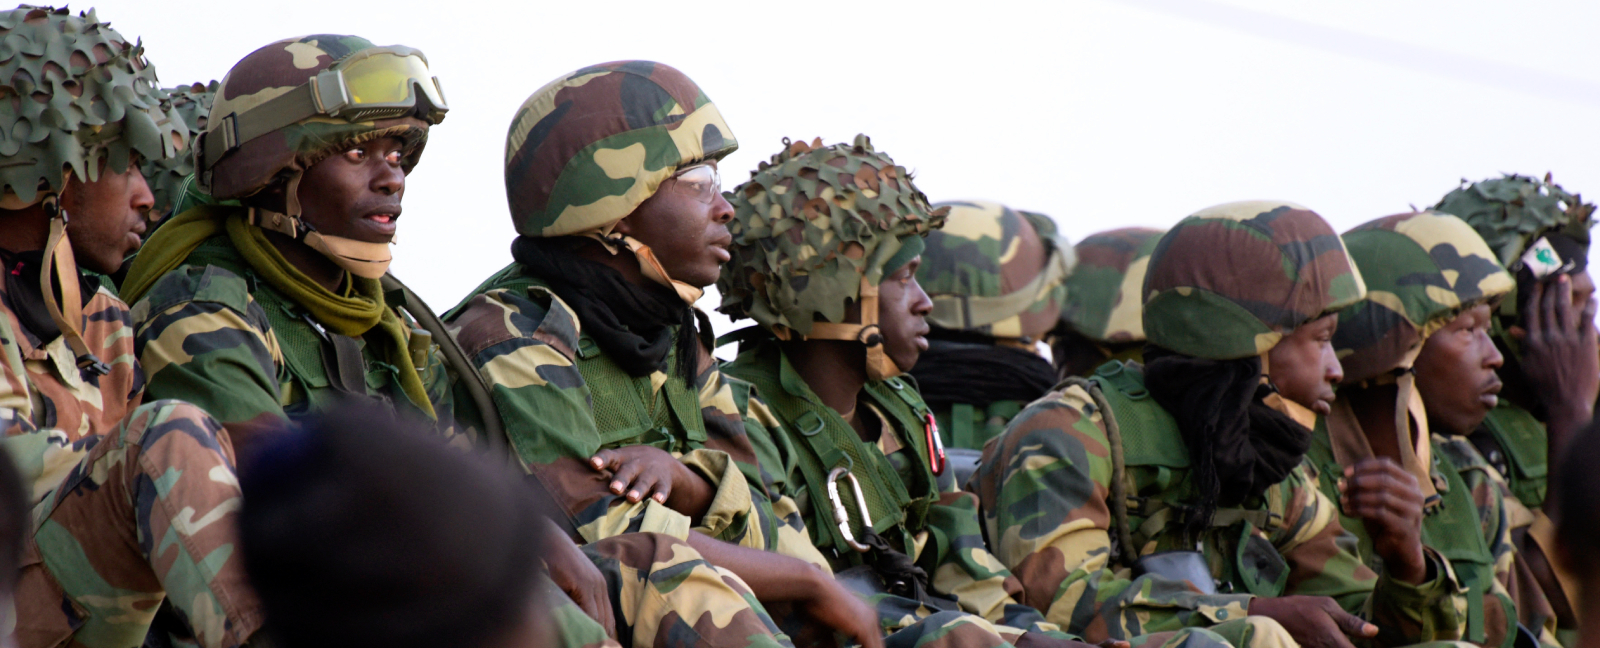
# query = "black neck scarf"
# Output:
<box><xmin>0</xmin><ymin>248</ymin><xmax>97</xmax><ymax>347</ymax></box>
<box><xmin>511</xmin><ymin>236</ymin><xmax>699</xmax><ymax>383</ymax></box>
<box><xmin>1142</xmin><ymin>346</ymin><xmax>1312</xmax><ymax>536</ymax></box>
<box><xmin>910</xmin><ymin>334</ymin><xmax>1058</xmax><ymax>409</ymax></box>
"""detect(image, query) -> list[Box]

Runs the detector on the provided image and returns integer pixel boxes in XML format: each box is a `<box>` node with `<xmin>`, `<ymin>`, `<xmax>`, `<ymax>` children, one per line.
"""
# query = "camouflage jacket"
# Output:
<box><xmin>444</xmin><ymin>265</ymin><xmax>821</xmax><ymax>561</ymax></box>
<box><xmin>722</xmin><ymin>335</ymin><xmax>1058</xmax><ymax>636</ymax></box>
<box><xmin>1469</xmin><ymin>400</ymin><xmax>1548</xmax><ymax>510</ymax></box>
<box><xmin>130</xmin><ymin>235</ymin><xmax>457</xmax><ymax>439</ymax></box>
<box><xmin>972</xmin><ymin>365</ymin><xmax>1464</xmax><ymax>646</ymax></box>
<box><xmin>0</xmin><ymin>281</ymin><xmax>143</xmax><ymax>503</ymax></box>
<box><xmin>1307</xmin><ymin>407</ymin><xmax>1533</xmax><ymax>648</ymax></box>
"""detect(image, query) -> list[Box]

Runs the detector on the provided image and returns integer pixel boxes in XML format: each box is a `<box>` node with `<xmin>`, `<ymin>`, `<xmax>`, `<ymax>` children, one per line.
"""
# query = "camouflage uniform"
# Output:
<box><xmin>0</xmin><ymin>7</ymin><xmax>260</xmax><ymax>647</ymax></box>
<box><xmin>1052</xmin><ymin>228</ymin><xmax>1163</xmax><ymax>379</ymax></box>
<box><xmin>1315</xmin><ymin>211</ymin><xmax>1556</xmax><ymax>648</ymax></box>
<box><xmin>716</xmin><ymin>136</ymin><xmax>1232</xmax><ymax>648</ymax></box>
<box><xmin>911</xmin><ymin>200</ymin><xmax>1074</xmax><ymax>450</ymax></box>
<box><xmin>1433</xmin><ymin>175</ymin><xmax>1596</xmax><ymax>644</ymax></box>
<box><xmin>974</xmin><ymin>202</ymin><xmax>1467</xmax><ymax>648</ymax></box>
<box><xmin>446</xmin><ymin>61</ymin><xmax>816</xmax><ymax>648</ymax></box>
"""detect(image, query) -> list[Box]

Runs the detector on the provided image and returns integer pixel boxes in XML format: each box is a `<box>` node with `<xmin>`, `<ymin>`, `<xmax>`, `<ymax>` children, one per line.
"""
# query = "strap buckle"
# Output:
<box><xmin>826</xmin><ymin>467</ymin><xmax>873</xmax><ymax>552</ymax></box>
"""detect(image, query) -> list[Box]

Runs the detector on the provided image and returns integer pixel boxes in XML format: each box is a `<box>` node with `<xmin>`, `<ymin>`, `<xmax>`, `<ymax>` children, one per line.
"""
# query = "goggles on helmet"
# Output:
<box><xmin>202</xmin><ymin>45</ymin><xmax>448</xmax><ymax>170</ymax></box>
<box><xmin>665</xmin><ymin>163</ymin><xmax>721</xmax><ymax>205</ymax></box>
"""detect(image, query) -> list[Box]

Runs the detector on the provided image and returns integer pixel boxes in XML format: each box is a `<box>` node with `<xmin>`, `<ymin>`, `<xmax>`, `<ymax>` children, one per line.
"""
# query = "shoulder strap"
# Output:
<box><xmin>381</xmin><ymin>274</ymin><xmax>509</xmax><ymax>457</ymax></box>
<box><xmin>1058</xmin><ymin>375</ymin><xmax>1137</xmax><ymax>566</ymax></box>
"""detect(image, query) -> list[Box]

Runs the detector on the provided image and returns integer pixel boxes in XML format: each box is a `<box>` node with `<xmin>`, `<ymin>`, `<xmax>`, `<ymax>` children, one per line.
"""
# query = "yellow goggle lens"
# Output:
<box><xmin>340</xmin><ymin>53</ymin><xmax>442</xmax><ymax>107</ymax></box>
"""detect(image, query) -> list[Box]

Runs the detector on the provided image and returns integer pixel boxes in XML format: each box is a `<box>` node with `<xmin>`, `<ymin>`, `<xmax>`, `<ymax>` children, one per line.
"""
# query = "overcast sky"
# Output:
<box><xmin>99</xmin><ymin>0</ymin><xmax>1600</xmax><ymax>337</ymax></box>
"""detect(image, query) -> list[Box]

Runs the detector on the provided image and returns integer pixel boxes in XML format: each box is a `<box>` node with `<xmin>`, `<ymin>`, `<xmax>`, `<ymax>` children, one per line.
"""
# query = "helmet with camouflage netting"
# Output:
<box><xmin>198</xmin><ymin>34</ymin><xmax>446</xmax><ymax>278</ymax></box>
<box><xmin>503</xmin><ymin>60</ymin><xmax>736</xmax><ymax>303</ymax></box>
<box><xmin>718</xmin><ymin>135</ymin><xmax>947</xmax><ymax>379</ymax></box>
<box><xmin>140</xmin><ymin>80</ymin><xmax>215</xmax><ymax>227</ymax></box>
<box><xmin>917</xmin><ymin>200</ymin><xmax>1074</xmax><ymax>344</ymax></box>
<box><xmin>1143</xmin><ymin>201</ymin><xmax>1367</xmax><ymax>360</ymax></box>
<box><xmin>1061</xmin><ymin>227</ymin><xmax>1163</xmax><ymax>344</ymax></box>
<box><xmin>0</xmin><ymin>5</ymin><xmax>188</xmax><ymax>373</ymax></box>
<box><xmin>1334</xmin><ymin>211</ymin><xmax>1513</xmax><ymax>383</ymax></box>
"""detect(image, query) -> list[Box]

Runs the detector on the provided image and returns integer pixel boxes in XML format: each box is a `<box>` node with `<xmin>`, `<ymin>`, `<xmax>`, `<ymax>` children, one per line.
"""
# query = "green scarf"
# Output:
<box><xmin>123</xmin><ymin>206</ymin><xmax>435</xmax><ymax>419</ymax></box>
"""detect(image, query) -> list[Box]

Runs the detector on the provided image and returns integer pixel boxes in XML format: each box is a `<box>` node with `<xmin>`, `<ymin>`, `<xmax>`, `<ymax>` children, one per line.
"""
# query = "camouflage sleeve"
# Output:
<box><xmin>924</xmin><ymin>484</ymin><xmax>1063</xmax><ymax>635</ymax></box>
<box><xmin>719</xmin><ymin>372</ymin><xmax>832</xmax><ymax>569</ymax></box>
<box><xmin>131</xmin><ymin>265</ymin><xmax>286</xmax><ymax>435</ymax></box>
<box><xmin>971</xmin><ymin>387</ymin><xmax>1256</xmax><ymax>641</ymax></box>
<box><xmin>448</xmin><ymin>288</ymin><xmax>773</xmax><ymax>550</ymax></box>
<box><xmin>1272</xmin><ymin>464</ymin><xmax>1465</xmax><ymax>647</ymax></box>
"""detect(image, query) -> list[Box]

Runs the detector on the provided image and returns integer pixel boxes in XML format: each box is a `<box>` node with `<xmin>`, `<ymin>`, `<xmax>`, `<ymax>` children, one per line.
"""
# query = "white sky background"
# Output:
<box><xmin>100</xmin><ymin>0</ymin><xmax>1600</xmax><ymax>339</ymax></box>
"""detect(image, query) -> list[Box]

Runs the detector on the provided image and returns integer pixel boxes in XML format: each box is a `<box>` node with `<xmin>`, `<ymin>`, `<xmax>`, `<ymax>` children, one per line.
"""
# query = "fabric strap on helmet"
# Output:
<box><xmin>800</xmin><ymin>276</ymin><xmax>902</xmax><ymax>380</ymax></box>
<box><xmin>1327</xmin><ymin>344</ymin><xmax>1442</xmax><ymax>512</ymax></box>
<box><xmin>247</xmin><ymin>205</ymin><xmax>394</xmax><ymax>279</ymax></box>
<box><xmin>40</xmin><ymin>201</ymin><xmax>107</xmax><ymax>375</ymax></box>
<box><xmin>582</xmin><ymin>230</ymin><xmax>704</xmax><ymax>305</ymax></box>
<box><xmin>203</xmin><ymin>83</ymin><xmax>322</xmax><ymax>172</ymax></box>
<box><xmin>928</xmin><ymin>246</ymin><xmax>1071</xmax><ymax>330</ymax></box>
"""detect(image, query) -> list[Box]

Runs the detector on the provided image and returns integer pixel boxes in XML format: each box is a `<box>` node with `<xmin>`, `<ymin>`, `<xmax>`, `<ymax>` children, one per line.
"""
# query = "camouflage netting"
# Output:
<box><xmin>140</xmin><ymin>80</ymin><xmax>215</xmax><ymax>220</ymax></box>
<box><xmin>1435</xmin><ymin>173</ymin><xmax>1595</xmax><ymax>271</ymax></box>
<box><xmin>0</xmin><ymin>5</ymin><xmax>186</xmax><ymax>206</ymax></box>
<box><xmin>1143</xmin><ymin>201</ymin><xmax>1366</xmax><ymax>360</ymax></box>
<box><xmin>718</xmin><ymin>135</ymin><xmax>947</xmax><ymax>337</ymax></box>
<box><xmin>1334</xmin><ymin>211</ymin><xmax>1513</xmax><ymax>383</ymax></box>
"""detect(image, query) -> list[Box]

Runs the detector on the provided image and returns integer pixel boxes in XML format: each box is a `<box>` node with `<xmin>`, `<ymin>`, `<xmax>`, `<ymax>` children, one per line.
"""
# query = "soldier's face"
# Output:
<box><xmin>1415</xmin><ymin>304</ymin><xmax>1504</xmax><ymax>435</ymax></box>
<box><xmin>616</xmin><ymin>162</ymin><xmax>734</xmax><ymax>288</ymax></box>
<box><xmin>63</xmin><ymin>157</ymin><xmax>153</xmax><ymax>274</ymax></box>
<box><xmin>876</xmin><ymin>258</ymin><xmax>933</xmax><ymax>372</ymax></box>
<box><xmin>1266</xmin><ymin>314</ymin><xmax>1342</xmax><ymax>414</ymax></box>
<box><xmin>297</xmin><ymin>136</ymin><xmax>407</xmax><ymax>244</ymax></box>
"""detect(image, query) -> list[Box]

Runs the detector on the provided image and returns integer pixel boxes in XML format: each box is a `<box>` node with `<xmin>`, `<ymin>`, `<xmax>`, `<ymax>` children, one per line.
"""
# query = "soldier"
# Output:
<box><xmin>444</xmin><ymin>61</ymin><xmax>881</xmax><ymax>647</ymax></box>
<box><xmin>973</xmin><ymin>201</ymin><xmax>1468</xmax><ymax>648</ymax></box>
<box><xmin>1311</xmin><ymin>211</ymin><xmax>1555</xmax><ymax>648</ymax></box>
<box><xmin>1051</xmin><ymin>228</ymin><xmax>1162</xmax><ymax>379</ymax></box>
<box><xmin>0</xmin><ymin>6</ymin><xmax>268</xmax><ymax>646</ymax></box>
<box><xmin>1434</xmin><ymin>174</ymin><xmax>1598</xmax><ymax>643</ymax></box>
<box><xmin>139</xmin><ymin>81</ymin><xmax>217</xmax><ymax>237</ymax></box>
<box><xmin>909</xmin><ymin>200</ymin><xmax>1074</xmax><ymax>453</ymax></box>
<box><xmin>718</xmin><ymin>135</ymin><xmax>1228</xmax><ymax>648</ymax></box>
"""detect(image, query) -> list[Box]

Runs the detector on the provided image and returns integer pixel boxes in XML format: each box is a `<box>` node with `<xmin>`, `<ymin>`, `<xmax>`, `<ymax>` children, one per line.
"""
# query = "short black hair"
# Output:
<box><xmin>237</xmin><ymin>403</ymin><xmax>548</xmax><ymax>648</ymax></box>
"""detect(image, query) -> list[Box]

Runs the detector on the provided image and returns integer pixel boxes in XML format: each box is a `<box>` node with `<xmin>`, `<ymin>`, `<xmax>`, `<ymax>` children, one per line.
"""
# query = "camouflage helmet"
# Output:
<box><xmin>718</xmin><ymin>135</ymin><xmax>947</xmax><ymax>378</ymax></box>
<box><xmin>199</xmin><ymin>35</ymin><xmax>437</xmax><ymax>201</ymax></box>
<box><xmin>0</xmin><ymin>6</ymin><xmax>188</xmax><ymax>207</ymax></box>
<box><xmin>917</xmin><ymin>200</ymin><xmax>1074</xmax><ymax>342</ymax></box>
<box><xmin>1061</xmin><ymin>227</ymin><xmax>1163</xmax><ymax>344</ymax></box>
<box><xmin>1143</xmin><ymin>201</ymin><xmax>1367</xmax><ymax>360</ymax></box>
<box><xmin>504</xmin><ymin>60</ymin><xmax>737</xmax><ymax>238</ymax></box>
<box><xmin>1334</xmin><ymin>211</ymin><xmax>1513</xmax><ymax>383</ymax></box>
<box><xmin>1435</xmin><ymin>173</ymin><xmax>1594</xmax><ymax>272</ymax></box>
<box><xmin>140</xmin><ymin>81</ymin><xmax>216</xmax><ymax>223</ymax></box>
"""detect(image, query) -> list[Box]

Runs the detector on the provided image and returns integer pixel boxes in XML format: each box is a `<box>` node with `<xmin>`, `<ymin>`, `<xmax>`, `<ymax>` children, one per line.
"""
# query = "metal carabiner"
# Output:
<box><xmin>924</xmin><ymin>412</ymin><xmax>946</xmax><ymax>476</ymax></box>
<box><xmin>826</xmin><ymin>467</ymin><xmax>874</xmax><ymax>552</ymax></box>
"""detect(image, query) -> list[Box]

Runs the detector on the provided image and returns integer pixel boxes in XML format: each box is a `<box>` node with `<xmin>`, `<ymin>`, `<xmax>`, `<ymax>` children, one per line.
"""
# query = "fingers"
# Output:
<box><xmin>1326</xmin><ymin>605</ymin><xmax>1379</xmax><ymax>639</ymax></box>
<box><xmin>589</xmin><ymin>449</ymin><xmax>620</xmax><ymax>473</ymax></box>
<box><xmin>1526</xmin><ymin>279</ymin><xmax>1545</xmax><ymax>336</ymax></box>
<box><xmin>592</xmin><ymin>589</ymin><xmax>617</xmax><ymax>640</ymax></box>
<box><xmin>1552</xmin><ymin>275</ymin><xmax>1574</xmax><ymax>334</ymax></box>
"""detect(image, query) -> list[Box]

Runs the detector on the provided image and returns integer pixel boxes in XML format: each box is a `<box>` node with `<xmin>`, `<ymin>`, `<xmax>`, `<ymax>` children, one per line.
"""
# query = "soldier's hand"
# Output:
<box><xmin>1014</xmin><ymin>633</ymin><xmax>1128</xmax><ymax>648</ymax></box>
<box><xmin>540</xmin><ymin>519</ymin><xmax>616</xmax><ymax>639</ymax></box>
<box><xmin>589</xmin><ymin>446</ymin><xmax>709</xmax><ymax>511</ymax></box>
<box><xmin>1248</xmin><ymin>595</ymin><xmax>1377</xmax><ymax>648</ymax></box>
<box><xmin>1516</xmin><ymin>275</ymin><xmax>1599</xmax><ymax>449</ymax></box>
<box><xmin>802</xmin><ymin>572</ymin><xmax>884</xmax><ymax>648</ymax></box>
<box><xmin>1338</xmin><ymin>458</ymin><xmax>1427</xmax><ymax>584</ymax></box>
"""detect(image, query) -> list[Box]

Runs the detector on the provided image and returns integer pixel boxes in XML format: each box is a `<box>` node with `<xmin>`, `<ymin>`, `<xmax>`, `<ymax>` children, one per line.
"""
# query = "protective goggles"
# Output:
<box><xmin>203</xmin><ymin>45</ymin><xmax>448</xmax><ymax>170</ymax></box>
<box><xmin>665</xmin><ymin>163</ymin><xmax>721</xmax><ymax>204</ymax></box>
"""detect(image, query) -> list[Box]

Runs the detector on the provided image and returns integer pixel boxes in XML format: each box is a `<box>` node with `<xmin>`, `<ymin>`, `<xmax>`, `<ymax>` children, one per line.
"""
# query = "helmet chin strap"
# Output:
<box><xmin>790</xmin><ymin>277</ymin><xmax>905</xmax><ymax>381</ymax></box>
<box><xmin>39</xmin><ymin>195</ymin><xmax>108</xmax><ymax>375</ymax></box>
<box><xmin>248</xmin><ymin>170</ymin><xmax>395</xmax><ymax>279</ymax></box>
<box><xmin>583</xmin><ymin>230</ymin><xmax>703</xmax><ymax>305</ymax></box>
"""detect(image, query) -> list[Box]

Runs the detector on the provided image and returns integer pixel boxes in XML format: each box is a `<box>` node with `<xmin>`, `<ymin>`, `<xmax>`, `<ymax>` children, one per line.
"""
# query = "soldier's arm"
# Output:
<box><xmin>1273</xmin><ymin>465</ymin><xmax>1465</xmax><ymax>647</ymax></box>
<box><xmin>972</xmin><ymin>389</ymin><xmax>1255</xmax><ymax>641</ymax></box>
<box><xmin>131</xmin><ymin>266</ymin><xmax>286</xmax><ymax>451</ymax></box>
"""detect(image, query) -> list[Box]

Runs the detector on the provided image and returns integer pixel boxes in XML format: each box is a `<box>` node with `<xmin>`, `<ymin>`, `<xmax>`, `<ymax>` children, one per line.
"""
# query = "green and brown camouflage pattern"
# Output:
<box><xmin>1434</xmin><ymin>174</ymin><xmax>1595</xmax><ymax>273</ymax></box>
<box><xmin>718</xmin><ymin>135</ymin><xmax>947</xmax><ymax>336</ymax></box>
<box><xmin>0</xmin><ymin>6</ymin><xmax>188</xmax><ymax>206</ymax></box>
<box><xmin>504</xmin><ymin>60</ymin><xmax>736</xmax><ymax>237</ymax></box>
<box><xmin>918</xmin><ymin>200</ymin><xmax>1074</xmax><ymax>341</ymax></box>
<box><xmin>1061</xmin><ymin>228</ymin><xmax>1163</xmax><ymax>344</ymax></box>
<box><xmin>140</xmin><ymin>81</ymin><xmax>216</xmax><ymax>224</ymax></box>
<box><xmin>971</xmin><ymin>375</ymin><xmax>1467</xmax><ymax>646</ymax></box>
<box><xmin>1334</xmin><ymin>211</ymin><xmax>1513</xmax><ymax>384</ymax></box>
<box><xmin>1143</xmin><ymin>201</ymin><xmax>1366</xmax><ymax>360</ymax></box>
<box><xmin>201</xmin><ymin>35</ymin><xmax>430</xmax><ymax>199</ymax></box>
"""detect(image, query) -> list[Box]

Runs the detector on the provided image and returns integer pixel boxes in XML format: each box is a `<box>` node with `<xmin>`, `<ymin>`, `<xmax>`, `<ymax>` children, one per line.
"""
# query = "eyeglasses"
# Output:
<box><xmin>666</xmin><ymin>163</ymin><xmax>721</xmax><ymax>204</ymax></box>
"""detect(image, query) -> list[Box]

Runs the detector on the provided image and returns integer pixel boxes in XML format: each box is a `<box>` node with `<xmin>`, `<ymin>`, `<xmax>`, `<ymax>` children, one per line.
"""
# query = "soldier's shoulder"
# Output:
<box><xmin>130</xmin><ymin>263</ymin><xmax>256</xmax><ymax>325</ymax></box>
<box><xmin>449</xmin><ymin>285</ymin><xmax>581</xmax><ymax>363</ymax></box>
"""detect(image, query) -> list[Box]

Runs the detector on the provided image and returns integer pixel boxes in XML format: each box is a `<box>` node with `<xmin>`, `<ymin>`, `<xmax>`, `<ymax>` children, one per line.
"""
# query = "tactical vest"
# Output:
<box><xmin>728</xmin><ymin>341</ymin><xmax>942</xmax><ymax>568</ymax></box>
<box><xmin>1474</xmin><ymin>402</ymin><xmax>1548</xmax><ymax>509</ymax></box>
<box><xmin>1087</xmin><ymin>361</ymin><xmax>1293</xmax><ymax>597</ymax></box>
<box><xmin>1306</xmin><ymin>426</ymin><xmax>1508</xmax><ymax>646</ymax></box>
<box><xmin>934</xmin><ymin>400</ymin><xmax>1026</xmax><ymax>450</ymax></box>
<box><xmin>180</xmin><ymin>237</ymin><xmax>437</xmax><ymax>421</ymax></box>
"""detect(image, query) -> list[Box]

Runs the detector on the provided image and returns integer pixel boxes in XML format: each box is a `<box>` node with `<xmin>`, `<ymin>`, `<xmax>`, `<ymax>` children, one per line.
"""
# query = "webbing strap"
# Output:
<box><xmin>381</xmin><ymin>274</ymin><xmax>509</xmax><ymax>457</ymax></box>
<box><xmin>203</xmin><ymin>84</ymin><xmax>320</xmax><ymax>170</ymax></box>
